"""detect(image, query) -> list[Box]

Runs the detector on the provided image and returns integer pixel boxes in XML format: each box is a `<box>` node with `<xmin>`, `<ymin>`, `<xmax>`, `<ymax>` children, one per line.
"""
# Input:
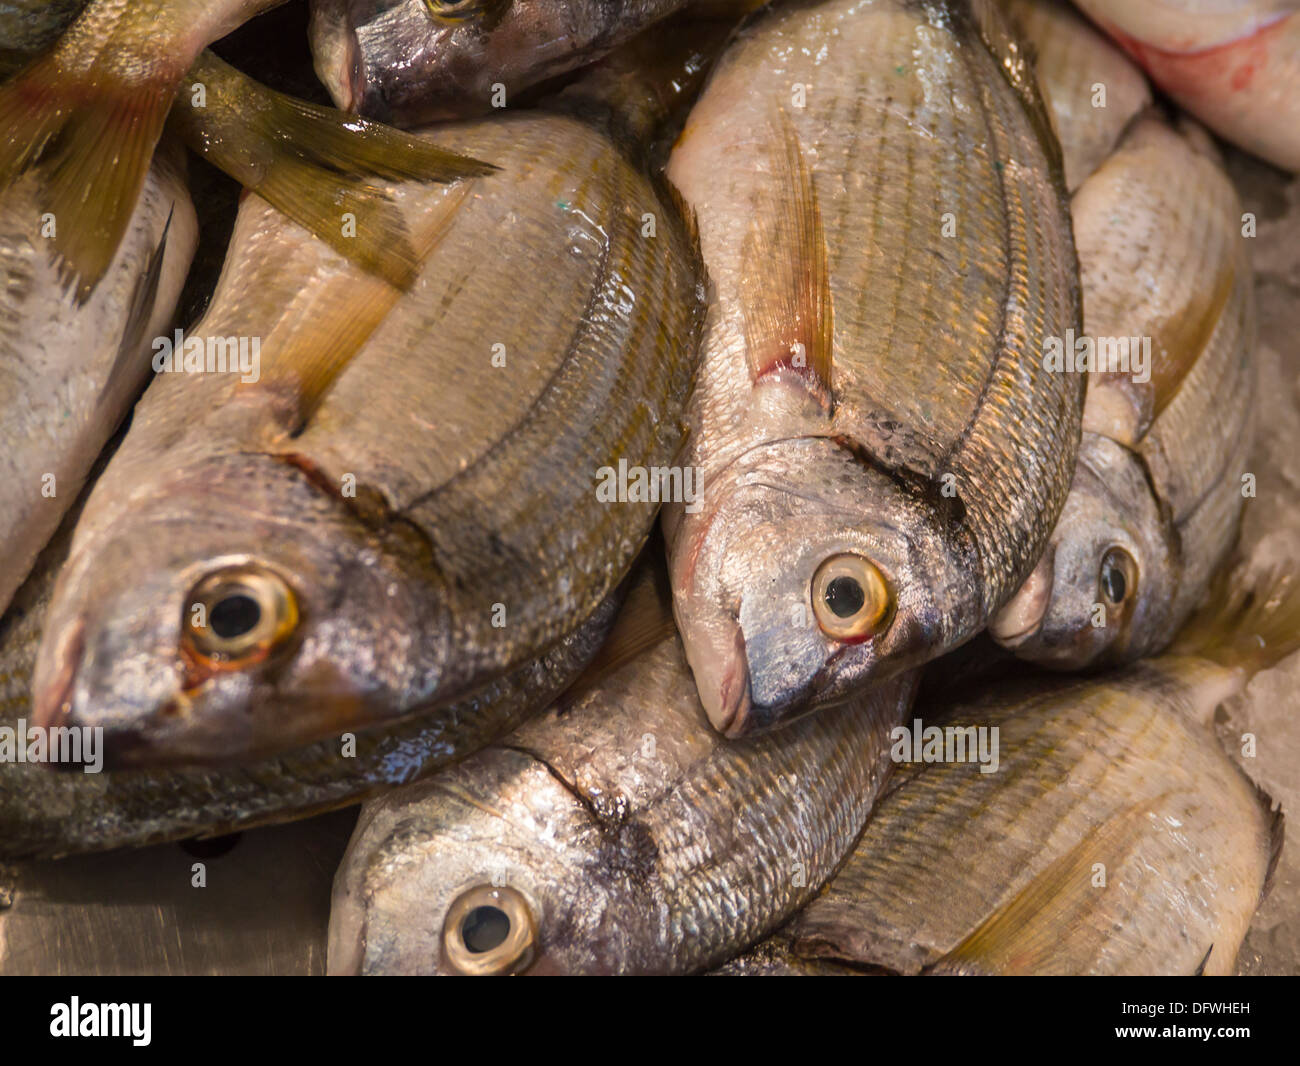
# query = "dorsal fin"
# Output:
<box><xmin>740</xmin><ymin>110</ymin><xmax>834</xmax><ymax>411</ymax></box>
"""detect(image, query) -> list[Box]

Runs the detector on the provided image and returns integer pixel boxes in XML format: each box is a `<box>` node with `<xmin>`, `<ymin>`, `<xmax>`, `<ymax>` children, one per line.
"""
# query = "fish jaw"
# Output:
<box><xmin>990</xmin><ymin>435</ymin><xmax>1177</xmax><ymax>670</ymax></box>
<box><xmin>670</xmin><ymin>437</ymin><xmax>968</xmax><ymax>736</ymax></box>
<box><xmin>32</xmin><ymin>454</ymin><xmax>451</xmax><ymax>768</ymax></box>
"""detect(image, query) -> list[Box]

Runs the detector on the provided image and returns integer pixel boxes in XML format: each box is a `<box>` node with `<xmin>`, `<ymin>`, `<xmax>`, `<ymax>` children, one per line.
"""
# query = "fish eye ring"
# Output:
<box><xmin>1099</xmin><ymin>546</ymin><xmax>1138</xmax><ymax>607</ymax></box>
<box><xmin>811</xmin><ymin>554</ymin><xmax>891</xmax><ymax>641</ymax></box>
<box><xmin>183</xmin><ymin>565</ymin><xmax>299</xmax><ymax>663</ymax></box>
<box><xmin>442</xmin><ymin>884</ymin><xmax>536</xmax><ymax>976</ymax></box>
<box><xmin>421</xmin><ymin>0</ymin><xmax>494</xmax><ymax>24</ymax></box>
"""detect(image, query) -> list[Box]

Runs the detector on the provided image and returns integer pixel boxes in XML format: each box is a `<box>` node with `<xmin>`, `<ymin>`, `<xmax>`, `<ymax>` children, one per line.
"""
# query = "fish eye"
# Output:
<box><xmin>811</xmin><ymin>554</ymin><xmax>891</xmax><ymax>641</ymax></box>
<box><xmin>442</xmin><ymin>885</ymin><xmax>536</xmax><ymax>975</ymax></box>
<box><xmin>421</xmin><ymin>0</ymin><xmax>490</xmax><ymax>23</ymax></box>
<box><xmin>183</xmin><ymin>565</ymin><xmax>299</xmax><ymax>664</ymax></box>
<box><xmin>1099</xmin><ymin>547</ymin><xmax>1137</xmax><ymax>607</ymax></box>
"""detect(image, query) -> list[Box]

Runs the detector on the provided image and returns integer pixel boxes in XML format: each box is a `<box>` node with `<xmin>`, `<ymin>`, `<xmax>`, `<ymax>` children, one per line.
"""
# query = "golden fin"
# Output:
<box><xmin>239</xmin><ymin>182</ymin><xmax>472</xmax><ymax>430</ymax></box>
<box><xmin>929</xmin><ymin>801</ymin><xmax>1156</xmax><ymax>975</ymax></box>
<box><xmin>557</xmin><ymin>556</ymin><xmax>677</xmax><ymax>710</ymax></box>
<box><xmin>0</xmin><ymin>48</ymin><xmax>177</xmax><ymax>302</ymax></box>
<box><xmin>169</xmin><ymin>52</ymin><xmax>496</xmax><ymax>291</ymax></box>
<box><xmin>1171</xmin><ymin>566</ymin><xmax>1300</xmax><ymax>676</ymax></box>
<box><xmin>740</xmin><ymin>111</ymin><xmax>833</xmax><ymax>409</ymax></box>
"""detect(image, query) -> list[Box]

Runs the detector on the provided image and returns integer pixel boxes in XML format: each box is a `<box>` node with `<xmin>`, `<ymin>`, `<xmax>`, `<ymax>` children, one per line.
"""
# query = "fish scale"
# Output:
<box><xmin>328</xmin><ymin>624</ymin><xmax>917</xmax><ymax>974</ymax></box>
<box><xmin>0</xmin><ymin>481</ymin><xmax>627</xmax><ymax>859</ymax></box>
<box><xmin>31</xmin><ymin>106</ymin><xmax>701</xmax><ymax>767</ymax></box>
<box><xmin>665</xmin><ymin>0</ymin><xmax>1081</xmax><ymax>735</ymax></box>
<box><xmin>785</xmin><ymin>653</ymin><xmax>1279</xmax><ymax>975</ymax></box>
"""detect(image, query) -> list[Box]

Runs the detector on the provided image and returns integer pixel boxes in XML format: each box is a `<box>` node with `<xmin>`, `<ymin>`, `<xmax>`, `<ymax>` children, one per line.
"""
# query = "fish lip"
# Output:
<box><xmin>31</xmin><ymin>617</ymin><xmax>83</xmax><ymax>734</ymax></box>
<box><xmin>988</xmin><ymin>615</ymin><xmax>1043</xmax><ymax>648</ymax></box>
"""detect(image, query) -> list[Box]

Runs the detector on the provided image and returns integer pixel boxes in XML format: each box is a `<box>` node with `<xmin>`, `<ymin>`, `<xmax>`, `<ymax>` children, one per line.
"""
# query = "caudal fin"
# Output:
<box><xmin>170</xmin><ymin>52</ymin><xmax>498</xmax><ymax>291</ymax></box>
<box><xmin>0</xmin><ymin>49</ymin><xmax>177</xmax><ymax>302</ymax></box>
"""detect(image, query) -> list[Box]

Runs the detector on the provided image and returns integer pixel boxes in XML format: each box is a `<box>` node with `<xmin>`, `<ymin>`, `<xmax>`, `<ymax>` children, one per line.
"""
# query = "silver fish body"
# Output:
<box><xmin>0</xmin><ymin>143</ymin><xmax>197</xmax><ymax>616</ymax></box>
<box><xmin>328</xmin><ymin>627</ymin><xmax>917</xmax><ymax>974</ymax></box>
<box><xmin>991</xmin><ymin>109</ymin><xmax>1256</xmax><ymax>669</ymax></box>
<box><xmin>32</xmin><ymin>111</ymin><xmax>701</xmax><ymax>768</ymax></box>
<box><xmin>665</xmin><ymin>0</ymin><xmax>1082</xmax><ymax>735</ymax></box>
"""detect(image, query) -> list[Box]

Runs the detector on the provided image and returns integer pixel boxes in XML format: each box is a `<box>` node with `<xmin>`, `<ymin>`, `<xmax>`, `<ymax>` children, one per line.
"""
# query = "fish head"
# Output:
<box><xmin>330</xmin><ymin>753</ymin><xmax>638</xmax><ymax>975</ymax></box>
<box><xmin>310</xmin><ymin>0</ymin><xmax>613</xmax><ymax>123</ymax></box>
<box><xmin>989</xmin><ymin>434</ymin><xmax>1175</xmax><ymax>669</ymax></box>
<box><xmin>32</xmin><ymin>454</ymin><xmax>449</xmax><ymax>767</ymax></box>
<box><xmin>670</xmin><ymin>437</ymin><xmax>972</xmax><ymax>737</ymax></box>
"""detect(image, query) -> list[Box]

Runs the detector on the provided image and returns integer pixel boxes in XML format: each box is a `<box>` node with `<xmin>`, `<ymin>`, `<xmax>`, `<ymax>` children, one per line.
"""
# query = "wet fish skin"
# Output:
<box><xmin>991</xmin><ymin>113</ymin><xmax>1256</xmax><ymax>669</ymax></box>
<box><xmin>328</xmin><ymin>630</ymin><xmax>917</xmax><ymax>975</ymax></box>
<box><xmin>1074</xmin><ymin>0</ymin><xmax>1300</xmax><ymax>171</ymax></box>
<box><xmin>0</xmin><ymin>141</ymin><xmax>197</xmax><ymax>617</ymax></box>
<box><xmin>0</xmin><ymin>473</ymin><xmax>625</xmax><ymax>859</ymax></box>
<box><xmin>996</xmin><ymin>0</ymin><xmax>1151</xmax><ymax>191</ymax></box>
<box><xmin>786</xmin><ymin>655</ymin><xmax>1281</xmax><ymax>976</ymax></box>
<box><xmin>664</xmin><ymin>0</ymin><xmax>1082</xmax><ymax>735</ymax></box>
<box><xmin>309</xmin><ymin>0</ymin><xmax>704</xmax><ymax>123</ymax></box>
<box><xmin>33</xmin><ymin>110</ymin><xmax>701</xmax><ymax>768</ymax></box>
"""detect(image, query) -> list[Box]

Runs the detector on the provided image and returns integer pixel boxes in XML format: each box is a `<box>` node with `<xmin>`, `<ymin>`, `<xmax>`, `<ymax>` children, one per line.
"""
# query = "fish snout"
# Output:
<box><xmin>989</xmin><ymin>547</ymin><xmax>1057</xmax><ymax>648</ymax></box>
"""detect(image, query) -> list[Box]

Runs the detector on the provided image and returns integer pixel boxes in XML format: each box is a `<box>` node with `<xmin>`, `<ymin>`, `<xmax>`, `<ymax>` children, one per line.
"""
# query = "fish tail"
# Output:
<box><xmin>1171</xmin><ymin>566</ymin><xmax>1300</xmax><ymax>676</ymax></box>
<box><xmin>169</xmin><ymin>52</ymin><xmax>497</xmax><ymax>291</ymax></box>
<box><xmin>0</xmin><ymin>49</ymin><xmax>177</xmax><ymax>301</ymax></box>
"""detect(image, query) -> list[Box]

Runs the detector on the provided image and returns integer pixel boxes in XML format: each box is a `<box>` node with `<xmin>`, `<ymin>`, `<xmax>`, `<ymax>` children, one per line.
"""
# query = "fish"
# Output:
<box><xmin>30</xmin><ymin>100</ymin><xmax>703</xmax><ymax>768</ymax></box>
<box><xmin>783</xmin><ymin>569</ymin><xmax>1294</xmax><ymax>976</ymax></box>
<box><xmin>664</xmin><ymin>0</ymin><xmax>1083</xmax><ymax>736</ymax></box>
<box><xmin>990</xmin><ymin>111</ymin><xmax>1255</xmax><ymax>669</ymax></box>
<box><xmin>0</xmin><ymin>139</ymin><xmax>198</xmax><ymax>619</ymax></box>
<box><xmin>1074</xmin><ymin>0</ymin><xmax>1300</xmax><ymax>172</ymax></box>
<box><xmin>0</xmin><ymin>459</ymin><xmax>628</xmax><ymax>861</ymax></box>
<box><xmin>995</xmin><ymin>0</ymin><xmax>1152</xmax><ymax>191</ymax></box>
<box><xmin>307</xmin><ymin>0</ymin><xmax>763</xmax><ymax>124</ymax></box>
<box><xmin>0</xmin><ymin>0</ymin><xmax>496</xmax><ymax>299</ymax></box>
<box><xmin>326</xmin><ymin>567</ymin><xmax>917</xmax><ymax>975</ymax></box>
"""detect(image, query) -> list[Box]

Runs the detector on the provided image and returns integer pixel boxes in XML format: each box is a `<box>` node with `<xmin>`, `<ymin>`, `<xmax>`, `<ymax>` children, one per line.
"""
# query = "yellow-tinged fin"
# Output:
<box><xmin>740</xmin><ymin>111</ymin><xmax>833</xmax><ymax>409</ymax></box>
<box><xmin>1171</xmin><ymin>567</ymin><xmax>1300</xmax><ymax>676</ymax></box>
<box><xmin>557</xmin><ymin>556</ymin><xmax>677</xmax><ymax>710</ymax></box>
<box><xmin>928</xmin><ymin>801</ymin><xmax>1158</xmax><ymax>975</ymax></box>
<box><xmin>239</xmin><ymin>181</ymin><xmax>473</xmax><ymax>431</ymax></box>
<box><xmin>169</xmin><ymin>51</ymin><xmax>496</xmax><ymax>292</ymax></box>
<box><xmin>0</xmin><ymin>46</ymin><xmax>178</xmax><ymax>302</ymax></box>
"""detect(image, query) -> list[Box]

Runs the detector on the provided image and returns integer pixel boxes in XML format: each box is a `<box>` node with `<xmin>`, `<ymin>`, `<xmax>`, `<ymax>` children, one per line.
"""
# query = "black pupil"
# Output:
<box><xmin>825</xmin><ymin>576</ymin><xmax>866</xmax><ymax>618</ymax></box>
<box><xmin>210</xmin><ymin>593</ymin><xmax>262</xmax><ymax>639</ymax></box>
<box><xmin>1101</xmin><ymin>563</ymin><xmax>1126</xmax><ymax>605</ymax></box>
<box><xmin>462</xmin><ymin>905</ymin><xmax>510</xmax><ymax>954</ymax></box>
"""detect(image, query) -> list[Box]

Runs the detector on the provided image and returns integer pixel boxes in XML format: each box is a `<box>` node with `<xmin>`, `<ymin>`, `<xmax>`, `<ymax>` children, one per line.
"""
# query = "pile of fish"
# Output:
<box><xmin>0</xmin><ymin>0</ymin><xmax>1296</xmax><ymax>976</ymax></box>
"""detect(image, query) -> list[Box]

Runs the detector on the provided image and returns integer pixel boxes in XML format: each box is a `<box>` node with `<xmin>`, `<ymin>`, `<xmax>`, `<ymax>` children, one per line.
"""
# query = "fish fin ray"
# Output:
<box><xmin>740</xmin><ymin>110</ymin><xmax>833</xmax><ymax>409</ymax></box>
<box><xmin>169</xmin><ymin>52</ymin><xmax>495</xmax><ymax>291</ymax></box>
<box><xmin>0</xmin><ymin>50</ymin><xmax>176</xmax><ymax>301</ymax></box>
<box><xmin>240</xmin><ymin>182</ymin><xmax>473</xmax><ymax>429</ymax></box>
<box><xmin>930</xmin><ymin>800</ymin><xmax>1157</xmax><ymax>975</ymax></box>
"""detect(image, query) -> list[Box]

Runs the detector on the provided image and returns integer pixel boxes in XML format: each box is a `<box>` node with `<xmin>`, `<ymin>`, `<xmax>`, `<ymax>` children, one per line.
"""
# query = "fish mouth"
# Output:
<box><xmin>989</xmin><ymin>548</ymin><xmax>1055</xmax><ymax>650</ymax></box>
